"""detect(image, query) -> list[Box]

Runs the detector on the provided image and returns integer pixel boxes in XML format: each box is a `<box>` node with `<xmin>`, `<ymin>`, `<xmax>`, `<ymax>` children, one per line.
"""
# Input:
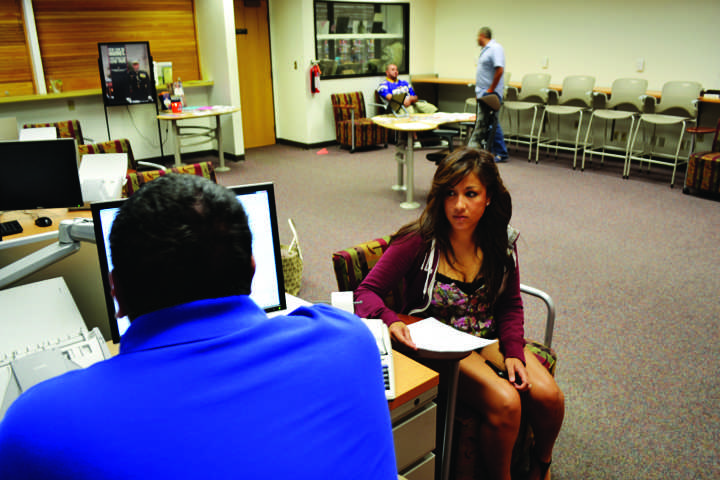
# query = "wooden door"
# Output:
<box><xmin>234</xmin><ymin>0</ymin><xmax>275</xmax><ymax>148</ymax></box>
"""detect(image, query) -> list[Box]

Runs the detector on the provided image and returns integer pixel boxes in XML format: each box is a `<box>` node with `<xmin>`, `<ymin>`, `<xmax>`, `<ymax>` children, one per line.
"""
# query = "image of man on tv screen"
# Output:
<box><xmin>127</xmin><ymin>60</ymin><xmax>152</xmax><ymax>102</ymax></box>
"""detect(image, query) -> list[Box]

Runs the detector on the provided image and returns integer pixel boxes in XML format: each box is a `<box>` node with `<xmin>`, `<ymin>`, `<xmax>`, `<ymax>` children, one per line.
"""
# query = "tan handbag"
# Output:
<box><xmin>281</xmin><ymin>219</ymin><xmax>303</xmax><ymax>296</ymax></box>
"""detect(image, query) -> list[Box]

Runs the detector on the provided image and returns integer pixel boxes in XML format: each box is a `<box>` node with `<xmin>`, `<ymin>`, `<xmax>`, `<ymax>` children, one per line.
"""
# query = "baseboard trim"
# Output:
<box><xmin>276</xmin><ymin>138</ymin><xmax>338</xmax><ymax>149</ymax></box>
<box><xmin>140</xmin><ymin>150</ymin><xmax>245</xmax><ymax>164</ymax></box>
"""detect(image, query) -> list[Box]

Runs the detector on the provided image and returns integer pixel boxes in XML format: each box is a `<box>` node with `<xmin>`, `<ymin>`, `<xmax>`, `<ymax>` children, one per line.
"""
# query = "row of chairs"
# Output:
<box><xmin>19</xmin><ymin>119</ymin><xmax>216</xmax><ymax>197</ymax></box>
<box><xmin>502</xmin><ymin>74</ymin><xmax>703</xmax><ymax>187</ymax></box>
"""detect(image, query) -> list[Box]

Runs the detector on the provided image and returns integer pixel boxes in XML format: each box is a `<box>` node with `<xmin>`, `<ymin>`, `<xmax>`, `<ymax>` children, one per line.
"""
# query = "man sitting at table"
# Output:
<box><xmin>0</xmin><ymin>175</ymin><xmax>399</xmax><ymax>480</ymax></box>
<box><xmin>378</xmin><ymin>63</ymin><xmax>437</xmax><ymax>115</ymax></box>
<box><xmin>378</xmin><ymin>63</ymin><xmax>444</xmax><ymax>148</ymax></box>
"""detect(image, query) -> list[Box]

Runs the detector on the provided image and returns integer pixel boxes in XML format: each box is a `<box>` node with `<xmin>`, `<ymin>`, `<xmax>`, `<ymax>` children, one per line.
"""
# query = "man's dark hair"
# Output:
<box><xmin>480</xmin><ymin>26</ymin><xmax>492</xmax><ymax>39</ymax></box>
<box><xmin>109</xmin><ymin>174</ymin><xmax>253</xmax><ymax>319</ymax></box>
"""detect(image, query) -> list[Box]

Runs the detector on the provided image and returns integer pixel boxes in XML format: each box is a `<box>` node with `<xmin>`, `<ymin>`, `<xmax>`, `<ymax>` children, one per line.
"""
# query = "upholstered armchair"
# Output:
<box><xmin>123</xmin><ymin>161</ymin><xmax>217</xmax><ymax>197</ymax></box>
<box><xmin>22</xmin><ymin>119</ymin><xmax>144</xmax><ymax>172</ymax></box>
<box><xmin>23</xmin><ymin>119</ymin><xmax>84</xmax><ymax>144</ymax></box>
<box><xmin>684</xmin><ymin>118</ymin><xmax>720</xmax><ymax>196</ymax></box>
<box><xmin>330</xmin><ymin>91</ymin><xmax>388</xmax><ymax>153</ymax></box>
<box><xmin>78</xmin><ymin>139</ymin><xmax>138</xmax><ymax>171</ymax></box>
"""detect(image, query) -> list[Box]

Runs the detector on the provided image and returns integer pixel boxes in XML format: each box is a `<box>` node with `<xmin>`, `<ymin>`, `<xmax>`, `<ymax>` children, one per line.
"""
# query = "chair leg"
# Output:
<box><xmin>626</xmin><ymin>117</ymin><xmax>640</xmax><ymax>179</ymax></box>
<box><xmin>581</xmin><ymin>114</ymin><xmax>594</xmax><ymax>171</ymax></box>
<box><xmin>670</xmin><ymin>121</ymin><xmax>687</xmax><ymax>187</ymax></box>
<box><xmin>572</xmin><ymin>111</ymin><xmax>583</xmax><ymax>170</ymax></box>
<box><xmin>534</xmin><ymin>109</ymin><xmax>547</xmax><ymax>164</ymax></box>
<box><xmin>528</xmin><ymin>107</ymin><xmax>539</xmax><ymax>161</ymax></box>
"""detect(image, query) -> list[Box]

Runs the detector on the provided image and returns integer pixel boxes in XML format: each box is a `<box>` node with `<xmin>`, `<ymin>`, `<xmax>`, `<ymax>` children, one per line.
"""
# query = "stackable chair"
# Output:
<box><xmin>502</xmin><ymin>73</ymin><xmax>551</xmax><ymax>160</ymax></box>
<box><xmin>535</xmin><ymin>75</ymin><xmax>595</xmax><ymax>168</ymax></box>
<box><xmin>458</xmin><ymin>97</ymin><xmax>477</xmax><ymax>143</ymax></box>
<box><xmin>626</xmin><ymin>81</ymin><xmax>703</xmax><ymax>187</ymax></box>
<box><xmin>332</xmin><ymin>237</ymin><xmax>557</xmax><ymax>480</ymax></box>
<box><xmin>330</xmin><ymin>91</ymin><xmax>388</xmax><ymax>153</ymax></box>
<box><xmin>684</xmin><ymin>118</ymin><xmax>720</xmax><ymax>196</ymax></box>
<box><xmin>581</xmin><ymin>78</ymin><xmax>648</xmax><ymax>173</ymax></box>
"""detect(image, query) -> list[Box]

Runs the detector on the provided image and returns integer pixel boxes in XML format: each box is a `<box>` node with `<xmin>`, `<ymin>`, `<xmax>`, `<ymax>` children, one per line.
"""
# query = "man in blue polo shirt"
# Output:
<box><xmin>474</xmin><ymin>26</ymin><xmax>509</xmax><ymax>163</ymax></box>
<box><xmin>0</xmin><ymin>175</ymin><xmax>398</xmax><ymax>480</ymax></box>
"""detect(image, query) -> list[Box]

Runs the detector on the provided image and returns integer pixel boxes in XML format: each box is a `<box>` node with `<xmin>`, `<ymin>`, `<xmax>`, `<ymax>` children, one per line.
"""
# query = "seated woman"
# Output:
<box><xmin>355</xmin><ymin>147</ymin><xmax>564</xmax><ymax>480</ymax></box>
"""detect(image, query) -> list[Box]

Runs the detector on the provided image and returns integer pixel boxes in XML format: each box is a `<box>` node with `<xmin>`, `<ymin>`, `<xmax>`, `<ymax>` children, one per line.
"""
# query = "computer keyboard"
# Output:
<box><xmin>361</xmin><ymin>318</ymin><xmax>396</xmax><ymax>401</ymax></box>
<box><xmin>0</xmin><ymin>220</ymin><xmax>23</xmax><ymax>237</ymax></box>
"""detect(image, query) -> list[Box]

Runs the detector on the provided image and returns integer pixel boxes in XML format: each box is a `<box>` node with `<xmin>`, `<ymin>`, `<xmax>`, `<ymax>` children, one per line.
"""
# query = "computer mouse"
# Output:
<box><xmin>35</xmin><ymin>216</ymin><xmax>52</xmax><ymax>227</ymax></box>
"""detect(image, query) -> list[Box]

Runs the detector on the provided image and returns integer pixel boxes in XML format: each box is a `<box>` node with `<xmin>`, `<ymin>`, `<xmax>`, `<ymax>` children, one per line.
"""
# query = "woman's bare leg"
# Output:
<box><xmin>524</xmin><ymin>348</ymin><xmax>565</xmax><ymax>480</ymax></box>
<box><xmin>458</xmin><ymin>351</ymin><xmax>522</xmax><ymax>480</ymax></box>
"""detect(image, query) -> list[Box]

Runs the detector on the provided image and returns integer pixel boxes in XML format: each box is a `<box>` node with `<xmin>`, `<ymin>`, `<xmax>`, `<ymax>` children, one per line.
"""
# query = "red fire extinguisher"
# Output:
<box><xmin>310</xmin><ymin>63</ymin><xmax>321</xmax><ymax>94</ymax></box>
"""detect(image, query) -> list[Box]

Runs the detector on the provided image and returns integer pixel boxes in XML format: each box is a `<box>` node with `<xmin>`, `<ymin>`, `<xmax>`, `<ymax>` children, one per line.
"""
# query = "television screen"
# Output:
<box><xmin>0</xmin><ymin>138</ymin><xmax>84</xmax><ymax>211</ymax></box>
<box><xmin>98</xmin><ymin>42</ymin><xmax>157</xmax><ymax>106</ymax></box>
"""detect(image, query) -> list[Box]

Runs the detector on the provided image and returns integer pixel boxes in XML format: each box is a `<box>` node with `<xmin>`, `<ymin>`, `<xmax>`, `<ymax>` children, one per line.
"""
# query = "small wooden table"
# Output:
<box><xmin>372</xmin><ymin>112</ymin><xmax>475</xmax><ymax>209</ymax></box>
<box><xmin>157</xmin><ymin>105</ymin><xmax>241</xmax><ymax>172</ymax></box>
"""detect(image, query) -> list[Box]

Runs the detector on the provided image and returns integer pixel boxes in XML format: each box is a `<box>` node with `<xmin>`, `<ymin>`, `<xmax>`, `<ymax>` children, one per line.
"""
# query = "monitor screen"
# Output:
<box><xmin>98</xmin><ymin>41</ymin><xmax>157</xmax><ymax>106</ymax></box>
<box><xmin>0</xmin><ymin>138</ymin><xmax>83</xmax><ymax>211</ymax></box>
<box><xmin>91</xmin><ymin>182</ymin><xmax>287</xmax><ymax>343</ymax></box>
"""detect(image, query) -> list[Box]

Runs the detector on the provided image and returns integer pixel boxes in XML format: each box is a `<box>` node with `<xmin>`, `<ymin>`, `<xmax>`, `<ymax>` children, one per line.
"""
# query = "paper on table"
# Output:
<box><xmin>407</xmin><ymin>317</ymin><xmax>497</xmax><ymax>352</ymax></box>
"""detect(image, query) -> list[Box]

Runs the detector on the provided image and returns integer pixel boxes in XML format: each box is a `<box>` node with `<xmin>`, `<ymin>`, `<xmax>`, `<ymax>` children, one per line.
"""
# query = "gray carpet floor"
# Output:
<box><xmin>200</xmin><ymin>142</ymin><xmax>719</xmax><ymax>480</ymax></box>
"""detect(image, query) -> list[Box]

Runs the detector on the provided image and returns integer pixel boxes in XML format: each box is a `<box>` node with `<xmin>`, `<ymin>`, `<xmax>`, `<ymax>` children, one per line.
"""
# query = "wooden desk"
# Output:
<box><xmin>157</xmin><ymin>105</ymin><xmax>241</xmax><ymax>172</ymax></box>
<box><xmin>0</xmin><ymin>208</ymin><xmax>109</xmax><ymax>339</ymax></box>
<box><xmin>389</xmin><ymin>350</ymin><xmax>439</xmax><ymax>480</ymax></box>
<box><xmin>0</xmin><ymin>208</ymin><xmax>92</xmax><ymax>248</ymax></box>
<box><xmin>372</xmin><ymin>112</ymin><xmax>475</xmax><ymax>209</ymax></box>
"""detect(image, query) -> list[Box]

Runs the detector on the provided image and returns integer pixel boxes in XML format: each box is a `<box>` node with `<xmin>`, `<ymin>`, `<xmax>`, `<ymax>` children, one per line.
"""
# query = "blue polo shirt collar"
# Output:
<box><xmin>119</xmin><ymin>295</ymin><xmax>266</xmax><ymax>354</ymax></box>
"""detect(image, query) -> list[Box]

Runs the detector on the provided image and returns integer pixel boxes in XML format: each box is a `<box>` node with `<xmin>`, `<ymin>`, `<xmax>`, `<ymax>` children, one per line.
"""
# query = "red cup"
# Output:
<box><xmin>171</xmin><ymin>101</ymin><xmax>182</xmax><ymax>113</ymax></box>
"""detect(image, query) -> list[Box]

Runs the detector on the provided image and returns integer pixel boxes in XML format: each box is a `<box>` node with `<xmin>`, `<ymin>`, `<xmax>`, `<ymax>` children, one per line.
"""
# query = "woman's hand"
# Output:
<box><xmin>505</xmin><ymin>357</ymin><xmax>530</xmax><ymax>391</ymax></box>
<box><xmin>389</xmin><ymin>321</ymin><xmax>417</xmax><ymax>350</ymax></box>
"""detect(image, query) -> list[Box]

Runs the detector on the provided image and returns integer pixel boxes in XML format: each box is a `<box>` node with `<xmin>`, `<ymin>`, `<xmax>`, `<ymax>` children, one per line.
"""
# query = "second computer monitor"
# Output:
<box><xmin>0</xmin><ymin>138</ymin><xmax>83</xmax><ymax>211</ymax></box>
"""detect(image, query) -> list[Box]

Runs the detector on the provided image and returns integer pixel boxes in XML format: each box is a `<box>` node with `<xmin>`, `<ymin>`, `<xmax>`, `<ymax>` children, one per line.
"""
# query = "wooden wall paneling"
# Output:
<box><xmin>0</xmin><ymin>0</ymin><xmax>35</xmax><ymax>96</ymax></box>
<box><xmin>31</xmin><ymin>0</ymin><xmax>201</xmax><ymax>92</ymax></box>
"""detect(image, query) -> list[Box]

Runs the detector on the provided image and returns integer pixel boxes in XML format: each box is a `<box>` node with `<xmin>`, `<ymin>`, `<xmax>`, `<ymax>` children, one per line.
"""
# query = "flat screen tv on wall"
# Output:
<box><xmin>98</xmin><ymin>42</ymin><xmax>157</xmax><ymax>107</ymax></box>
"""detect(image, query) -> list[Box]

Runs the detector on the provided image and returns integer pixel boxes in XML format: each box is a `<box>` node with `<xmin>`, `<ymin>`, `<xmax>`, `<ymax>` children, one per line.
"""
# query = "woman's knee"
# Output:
<box><xmin>532</xmin><ymin>379</ymin><xmax>565</xmax><ymax>414</ymax></box>
<box><xmin>485</xmin><ymin>387</ymin><xmax>522</xmax><ymax>429</ymax></box>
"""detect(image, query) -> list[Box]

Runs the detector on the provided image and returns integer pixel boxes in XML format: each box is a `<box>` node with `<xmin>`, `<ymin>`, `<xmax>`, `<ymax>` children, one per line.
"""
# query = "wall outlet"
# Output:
<box><xmin>636</xmin><ymin>57</ymin><xmax>645</xmax><ymax>72</ymax></box>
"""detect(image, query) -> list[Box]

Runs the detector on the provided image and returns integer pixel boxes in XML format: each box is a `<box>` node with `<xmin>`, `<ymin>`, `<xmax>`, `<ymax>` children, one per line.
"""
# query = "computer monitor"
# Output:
<box><xmin>91</xmin><ymin>182</ymin><xmax>287</xmax><ymax>343</ymax></box>
<box><xmin>0</xmin><ymin>138</ymin><xmax>83</xmax><ymax>211</ymax></box>
<box><xmin>98</xmin><ymin>41</ymin><xmax>157</xmax><ymax>106</ymax></box>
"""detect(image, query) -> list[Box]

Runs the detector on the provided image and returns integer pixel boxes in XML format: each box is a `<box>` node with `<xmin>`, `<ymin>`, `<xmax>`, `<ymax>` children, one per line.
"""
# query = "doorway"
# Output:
<box><xmin>234</xmin><ymin>0</ymin><xmax>275</xmax><ymax>148</ymax></box>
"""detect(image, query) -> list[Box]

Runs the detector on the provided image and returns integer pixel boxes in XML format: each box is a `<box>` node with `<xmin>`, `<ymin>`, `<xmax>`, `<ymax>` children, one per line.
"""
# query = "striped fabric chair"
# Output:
<box><xmin>78</xmin><ymin>139</ymin><xmax>137</xmax><ymax>171</ymax></box>
<box><xmin>332</xmin><ymin>236</ymin><xmax>557</xmax><ymax>480</ymax></box>
<box><xmin>23</xmin><ymin>119</ymin><xmax>84</xmax><ymax>144</ymax></box>
<box><xmin>330</xmin><ymin>91</ymin><xmax>388</xmax><ymax>153</ymax></box>
<box><xmin>123</xmin><ymin>161</ymin><xmax>217</xmax><ymax>197</ymax></box>
<box><xmin>684</xmin><ymin>119</ymin><xmax>720</xmax><ymax>196</ymax></box>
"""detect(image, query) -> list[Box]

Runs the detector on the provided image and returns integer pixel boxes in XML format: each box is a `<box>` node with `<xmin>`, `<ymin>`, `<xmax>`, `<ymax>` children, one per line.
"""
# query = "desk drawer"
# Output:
<box><xmin>402</xmin><ymin>453</ymin><xmax>435</xmax><ymax>480</ymax></box>
<box><xmin>393</xmin><ymin>401</ymin><xmax>437</xmax><ymax>471</ymax></box>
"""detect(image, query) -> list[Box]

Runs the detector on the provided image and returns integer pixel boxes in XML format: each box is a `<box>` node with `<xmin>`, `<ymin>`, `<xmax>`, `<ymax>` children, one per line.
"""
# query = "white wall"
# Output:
<box><xmin>195</xmin><ymin>0</ymin><xmax>245</xmax><ymax>157</ymax></box>
<box><xmin>270</xmin><ymin>0</ymin><xmax>437</xmax><ymax>145</ymax></box>
<box><xmin>432</xmin><ymin>0</ymin><xmax>720</xmax><ymax>91</ymax></box>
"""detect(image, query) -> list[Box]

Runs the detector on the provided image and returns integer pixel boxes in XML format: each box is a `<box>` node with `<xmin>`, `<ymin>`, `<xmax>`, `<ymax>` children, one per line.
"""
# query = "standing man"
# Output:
<box><xmin>473</xmin><ymin>26</ymin><xmax>509</xmax><ymax>163</ymax></box>
<box><xmin>0</xmin><ymin>175</ymin><xmax>399</xmax><ymax>480</ymax></box>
